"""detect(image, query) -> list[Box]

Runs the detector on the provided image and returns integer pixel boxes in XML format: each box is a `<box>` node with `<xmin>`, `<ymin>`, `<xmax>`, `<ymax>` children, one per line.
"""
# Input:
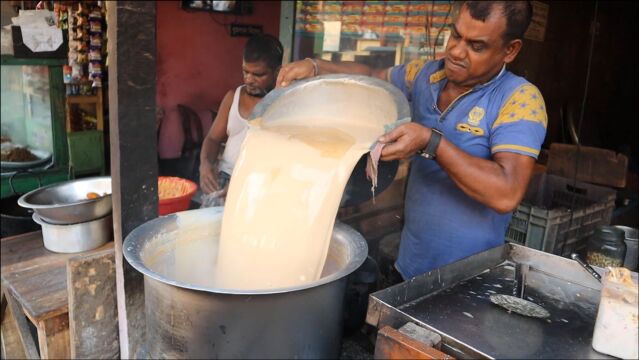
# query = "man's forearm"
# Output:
<box><xmin>200</xmin><ymin>137</ymin><xmax>221</xmax><ymax>167</ymax></box>
<box><xmin>436</xmin><ymin>139</ymin><xmax>534</xmax><ymax>214</ymax></box>
<box><xmin>378</xmin><ymin>123</ymin><xmax>534</xmax><ymax>213</ymax></box>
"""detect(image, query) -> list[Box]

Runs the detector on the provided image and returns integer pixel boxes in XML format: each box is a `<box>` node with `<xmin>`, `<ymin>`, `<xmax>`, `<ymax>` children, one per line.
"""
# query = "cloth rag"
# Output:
<box><xmin>366</xmin><ymin>142</ymin><xmax>386</xmax><ymax>202</ymax></box>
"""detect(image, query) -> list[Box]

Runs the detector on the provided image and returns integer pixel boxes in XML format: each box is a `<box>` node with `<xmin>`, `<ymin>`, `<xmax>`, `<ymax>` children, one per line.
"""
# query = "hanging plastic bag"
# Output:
<box><xmin>200</xmin><ymin>186</ymin><xmax>228</xmax><ymax>208</ymax></box>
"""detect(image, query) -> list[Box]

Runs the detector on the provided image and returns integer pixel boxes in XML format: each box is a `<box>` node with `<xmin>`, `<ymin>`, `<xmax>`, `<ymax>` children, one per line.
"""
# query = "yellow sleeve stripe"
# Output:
<box><xmin>491</xmin><ymin>144</ymin><xmax>540</xmax><ymax>156</ymax></box>
<box><xmin>493</xmin><ymin>84</ymin><xmax>548</xmax><ymax>129</ymax></box>
<box><xmin>429</xmin><ymin>69</ymin><xmax>446</xmax><ymax>83</ymax></box>
<box><xmin>404</xmin><ymin>58</ymin><xmax>427</xmax><ymax>92</ymax></box>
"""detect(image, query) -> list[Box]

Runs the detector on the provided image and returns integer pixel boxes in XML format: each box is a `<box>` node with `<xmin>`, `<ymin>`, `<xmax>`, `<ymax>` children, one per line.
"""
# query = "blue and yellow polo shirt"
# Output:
<box><xmin>389</xmin><ymin>58</ymin><xmax>547</xmax><ymax>279</ymax></box>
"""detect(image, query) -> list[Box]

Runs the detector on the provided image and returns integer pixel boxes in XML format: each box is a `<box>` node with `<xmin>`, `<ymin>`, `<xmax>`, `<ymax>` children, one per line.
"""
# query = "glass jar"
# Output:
<box><xmin>586</xmin><ymin>226</ymin><xmax>627</xmax><ymax>268</ymax></box>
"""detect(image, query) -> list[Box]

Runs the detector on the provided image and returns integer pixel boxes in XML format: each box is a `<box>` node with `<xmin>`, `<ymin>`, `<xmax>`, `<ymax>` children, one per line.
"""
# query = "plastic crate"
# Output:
<box><xmin>506</xmin><ymin>173</ymin><xmax>616</xmax><ymax>256</ymax></box>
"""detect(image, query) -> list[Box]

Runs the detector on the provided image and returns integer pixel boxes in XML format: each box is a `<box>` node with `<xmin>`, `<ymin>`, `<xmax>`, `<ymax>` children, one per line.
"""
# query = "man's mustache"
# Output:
<box><xmin>247</xmin><ymin>85</ymin><xmax>273</xmax><ymax>97</ymax></box>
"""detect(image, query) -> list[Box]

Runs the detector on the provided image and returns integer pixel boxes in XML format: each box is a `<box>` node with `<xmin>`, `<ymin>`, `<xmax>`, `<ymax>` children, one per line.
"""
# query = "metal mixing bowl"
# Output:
<box><xmin>18</xmin><ymin>176</ymin><xmax>112</xmax><ymax>225</ymax></box>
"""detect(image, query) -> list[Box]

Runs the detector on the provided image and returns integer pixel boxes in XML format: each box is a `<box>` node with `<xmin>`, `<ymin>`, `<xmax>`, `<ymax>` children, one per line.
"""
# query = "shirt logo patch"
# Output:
<box><xmin>467</xmin><ymin>106</ymin><xmax>485</xmax><ymax>126</ymax></box>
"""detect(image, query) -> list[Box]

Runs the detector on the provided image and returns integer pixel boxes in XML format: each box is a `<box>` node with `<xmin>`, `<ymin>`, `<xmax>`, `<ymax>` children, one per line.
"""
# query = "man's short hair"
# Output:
<box><xmin>243</xmin><ymin>34</ymin><xmax>284</xmax><ymax>70</ymax></box>
<box><xmin>464</xmin><ymin>1</ymin><xmax>533</xmax><ymax>44</ymax></box>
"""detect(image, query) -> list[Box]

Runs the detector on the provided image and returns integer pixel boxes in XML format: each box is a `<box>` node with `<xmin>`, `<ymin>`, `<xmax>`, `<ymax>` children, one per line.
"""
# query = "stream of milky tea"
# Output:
<box><xmin>213</xmin><ymin>117</ymin><xmax>384</xmax><ymax>290</ymax></box>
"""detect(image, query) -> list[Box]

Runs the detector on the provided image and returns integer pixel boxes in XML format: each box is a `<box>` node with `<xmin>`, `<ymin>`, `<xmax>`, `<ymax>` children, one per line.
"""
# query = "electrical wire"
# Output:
<box><xmin>560</xmin><ymin>1</ymin><xmax>599</xmax><ymax>256</ymax></box>
<box><xmin>431</xmin><ymin>1</ymin><xmax>453</xmax><ymax>60</ymax></box>
<box><xmin>422</xmin><ymin>1</ymin><xmax>433</xmax><ymax>56</ymax></box>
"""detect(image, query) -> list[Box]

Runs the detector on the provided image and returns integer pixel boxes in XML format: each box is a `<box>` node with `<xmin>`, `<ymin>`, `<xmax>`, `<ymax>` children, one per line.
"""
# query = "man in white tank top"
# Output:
<box><xmin>199</xmin><ymin>34</ymin><xmax>283</xmax><ymax>196</ymax></box>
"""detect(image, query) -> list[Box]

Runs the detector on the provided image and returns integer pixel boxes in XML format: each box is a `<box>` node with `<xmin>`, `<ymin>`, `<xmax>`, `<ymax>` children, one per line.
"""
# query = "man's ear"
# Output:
<box><xmin>504</xmin><ymin>39</ymin><xmax>523</xmax><ymax>64</ymax></box>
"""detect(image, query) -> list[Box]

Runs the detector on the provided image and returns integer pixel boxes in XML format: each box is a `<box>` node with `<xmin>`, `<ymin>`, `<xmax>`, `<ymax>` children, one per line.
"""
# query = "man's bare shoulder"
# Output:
<box><xmin>218</xmin><ymin>89</ymin><xmax>236</xmax><ymax>111</ymax></box>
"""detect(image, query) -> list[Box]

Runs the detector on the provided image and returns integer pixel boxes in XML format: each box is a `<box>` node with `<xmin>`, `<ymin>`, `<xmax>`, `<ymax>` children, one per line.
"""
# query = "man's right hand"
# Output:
<box><xmin>199</xmin><ymin>161</ymin><xmax>220</xmax><ymax>194</ymax></box>
<box><xmin>276</xmin><ymin>59</ymin><xmax>316</xmax><ymax>88</ymax></box>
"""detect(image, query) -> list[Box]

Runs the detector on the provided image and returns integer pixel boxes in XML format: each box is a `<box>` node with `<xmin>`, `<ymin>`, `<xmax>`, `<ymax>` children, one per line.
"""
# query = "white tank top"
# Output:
<box><xmin>219</xmin><ymin>86</ymin><xmax>249</xmax><ymax>175</ymax></box>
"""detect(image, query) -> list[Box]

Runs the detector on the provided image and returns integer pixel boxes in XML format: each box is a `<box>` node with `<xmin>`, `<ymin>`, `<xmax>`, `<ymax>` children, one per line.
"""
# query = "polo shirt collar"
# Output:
<box><xmin>429</xmin><ymin>62</ymin><xmax>507</xmax><ymax>103</ymax></box>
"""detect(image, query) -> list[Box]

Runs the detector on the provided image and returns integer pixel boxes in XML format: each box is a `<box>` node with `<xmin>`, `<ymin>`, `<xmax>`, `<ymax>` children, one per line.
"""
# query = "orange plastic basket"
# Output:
<box><xmin>158</xmin><ymin>176</ymin><xmax>198</xmax><ymax>215</ymax></box>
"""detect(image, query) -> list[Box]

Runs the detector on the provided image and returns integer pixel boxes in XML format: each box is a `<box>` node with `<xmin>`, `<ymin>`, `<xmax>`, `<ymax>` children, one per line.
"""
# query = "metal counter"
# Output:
<box><xmin>366</xmin><ymin>244</ymin><xmax>613</xmax><ymax>359</ymax></box>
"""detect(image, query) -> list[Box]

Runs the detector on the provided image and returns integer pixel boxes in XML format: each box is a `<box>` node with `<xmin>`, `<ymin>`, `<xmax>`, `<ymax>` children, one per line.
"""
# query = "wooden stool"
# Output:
<box><xmin>1</xmin><ymin>231</ymin><xmax>114</xmax><ymax>359</ymax></box>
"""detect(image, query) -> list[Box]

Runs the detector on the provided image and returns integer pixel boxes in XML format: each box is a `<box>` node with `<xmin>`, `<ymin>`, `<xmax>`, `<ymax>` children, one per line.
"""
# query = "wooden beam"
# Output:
<box><xmin>106</xmin><ymin>1</ymin><xmax>158</xmax><ymax>358</ymax></box>
<box><xmin>1</xmin><ymin>287</ymin><xmax>40</xmax><ymax>360</ymax></box>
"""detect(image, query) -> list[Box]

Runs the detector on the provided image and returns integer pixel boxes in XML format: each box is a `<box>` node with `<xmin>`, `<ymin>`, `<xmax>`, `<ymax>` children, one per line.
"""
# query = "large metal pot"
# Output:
<box><xmin>250</xmin><ymin>74</ymin><xmax>411</xmax><ymax>208</ymax></box>
<box><xmin>18</xmin><ymin>176</ymin><xmax>112</xmax><ymax>224</ymax></box>
<box><xmin>124</xmin><ymin>207</ymin><xmax>368</xmax><ymax>359</ymax></box>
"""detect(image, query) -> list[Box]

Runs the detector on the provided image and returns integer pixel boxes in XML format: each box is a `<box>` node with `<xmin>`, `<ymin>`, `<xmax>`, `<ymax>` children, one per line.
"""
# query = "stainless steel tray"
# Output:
<box><xmin>1</xmin><ymin>149</ymin><xmax>52</xmax><ymax>169</ymax></box>
<box><xmin>366</xmin><ymin>244</ymin><xmax>612</xmax><ymax>359</ymax></box>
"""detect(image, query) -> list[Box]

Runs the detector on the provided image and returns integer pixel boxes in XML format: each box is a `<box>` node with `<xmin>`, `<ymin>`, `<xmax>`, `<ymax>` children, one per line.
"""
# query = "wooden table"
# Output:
<box><xmin>1</xmin><ymin>231</ymin><xmax>113</xmax><ymax>359</ymax></box>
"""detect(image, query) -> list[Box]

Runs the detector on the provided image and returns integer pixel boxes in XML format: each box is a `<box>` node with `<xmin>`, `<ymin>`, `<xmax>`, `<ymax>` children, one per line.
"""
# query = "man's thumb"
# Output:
<box><xmin>378</xmin><ymin>127</ymin><xmax>403</xmax><ymax>143</ymax></box>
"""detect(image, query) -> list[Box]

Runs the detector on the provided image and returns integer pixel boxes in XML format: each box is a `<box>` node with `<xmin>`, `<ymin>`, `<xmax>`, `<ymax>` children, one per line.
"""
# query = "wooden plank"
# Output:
<box><xmin>5</xmin><ymin>266</ymin><xmax>69</xmax><ymax>324</ymax></box>
<box><xmin>1</xmin><ymin>232</ymin><xmax>71</xmax><ymax>322</ymax></box>
<box><xmin>375</xmin><ymin>326</ymin><xmax>455</xmax><ymax>360</ymax></box>
<box><xmin>3</xmin><ymin>265</ymin><xmax>69</xmax><ymax>323</ymax></box>
<box><xmin>66</xmin><ymin>95</ymin><xmax>99</xmax><ymax>104</ymax></box>
<box><xmin>36</xmin><ymin>313</ymin><xmax>70</xmax><ymax>359</ymax></box>
<box><xmin>1</xmin><ymin>231</ymin><xmax>70</xmax><ymax>273</ymax></box>
<box><xmin>67</xmin><ymin>248</ymin><xmax>119</xmax><ymax>359</ymax></box>
<box><xmin>97</xmin><ymin>87</ymin><xmax>104</xmax><ymax>131</ymax></box>
<box><xmin>547</xmin><ymin>143</ymin><xmax>628</xmax><ymax>188</ymax></box>
<box><xmin>1</xmin><ymin>287</ymin><xmax>40</xmax><ymax>359</ymax></box>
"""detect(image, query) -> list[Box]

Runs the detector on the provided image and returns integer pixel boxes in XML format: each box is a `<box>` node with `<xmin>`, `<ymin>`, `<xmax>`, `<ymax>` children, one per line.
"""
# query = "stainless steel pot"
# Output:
<box><xmin>33</xmin><ymin>213</ymin><xmax>112</xmax><ymax>253</ymax></box>
<box><xmin>123</xmin><ymin>207</ymin><xmax>368</xmax><ymax>359</ymax></box>
<box><xmin>18</xmin><ymin>176</ymin><xmax>112</xmax><ymax>224</ymax></box>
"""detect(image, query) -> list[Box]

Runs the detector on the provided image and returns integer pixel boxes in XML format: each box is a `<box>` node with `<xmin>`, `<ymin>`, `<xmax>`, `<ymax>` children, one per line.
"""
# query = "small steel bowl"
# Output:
<box><xmin>18</xmin><ymin>176</ymin><xmax>112</xmax><ymax>225</ymax></box>
<box><xmin>33</xmin><ymin>213</ymin><xmax>112</xmax><ymax>253</ymax></box>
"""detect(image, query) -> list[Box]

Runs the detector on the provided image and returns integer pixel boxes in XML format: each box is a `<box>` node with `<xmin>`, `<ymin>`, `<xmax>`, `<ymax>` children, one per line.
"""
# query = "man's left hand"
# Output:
<box><xmin>378</xmin><ymin>123</ymin><xmax>431</xmax><ymax>161</ymax></box>
<box><xmin>276</xmin><ymin>59</ymin><xmax>316</xmax><ymax>88</ymax></box>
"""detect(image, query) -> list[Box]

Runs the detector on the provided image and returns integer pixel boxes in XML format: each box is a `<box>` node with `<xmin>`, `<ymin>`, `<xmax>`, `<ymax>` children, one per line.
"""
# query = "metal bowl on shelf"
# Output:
<box><xmin>18</xmin><ymin>176</ymin><xmax>112</xmax><ymax>225</ymax></box>
<box><xmin>32</xmin><ymin>213</ymin><xmax>112</xmax><ymax>253</ymax></box>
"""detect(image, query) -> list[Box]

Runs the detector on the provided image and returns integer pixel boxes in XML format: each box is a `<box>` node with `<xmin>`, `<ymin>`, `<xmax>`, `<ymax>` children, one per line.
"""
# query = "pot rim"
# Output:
<box><xmin>249</xmin><ymin>74</ymin><xmax>411</xmax><ymax>125</ymax></box>
<box><xmin>123</xmin><ymin>207</ymin><xmax>369</xmax><ymax>295</ymax></box>
<box><xmin>32</xmin><ymin>212</ymin><xmax>112</xmax><ymax>226</ymax></box>
<box><xmin>17</xmin><ymin>176</ymin><xmax>112</xmax><ymax>209</ymax></box>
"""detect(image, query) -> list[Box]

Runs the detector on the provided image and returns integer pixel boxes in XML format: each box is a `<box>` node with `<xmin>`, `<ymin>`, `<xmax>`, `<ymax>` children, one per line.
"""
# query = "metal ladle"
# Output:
<box><xmin>570</xmin><ymin>253</ymin><xmax>602</xmax><ymax>283</ymax></box>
